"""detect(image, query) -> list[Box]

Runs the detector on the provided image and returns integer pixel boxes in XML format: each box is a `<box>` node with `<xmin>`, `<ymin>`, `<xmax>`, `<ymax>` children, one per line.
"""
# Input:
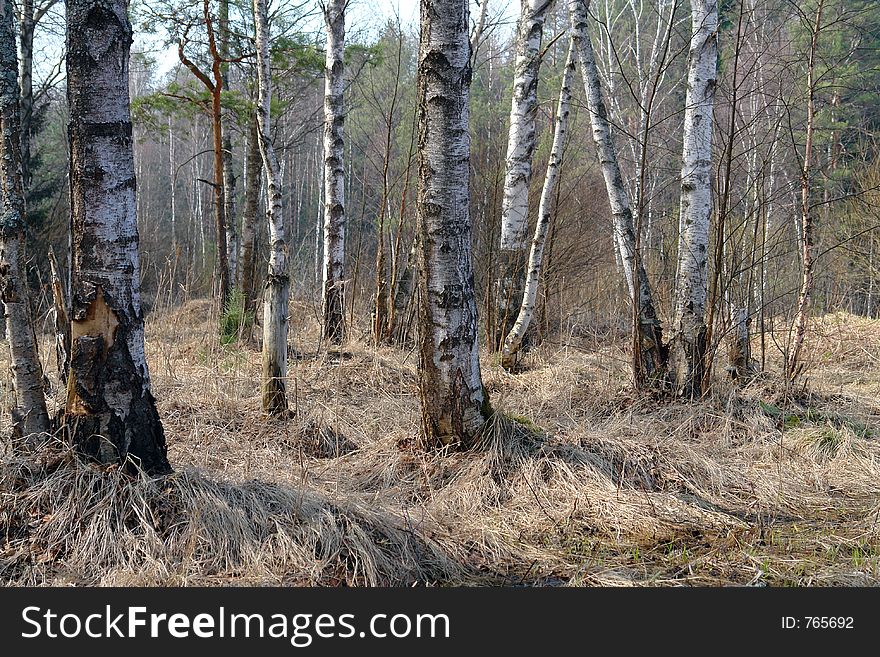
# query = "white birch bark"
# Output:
<box><xmin>416</xmin><ymin>0</ymin><xmax>489</xmax><ymax>448</ymax></box>
<box><xmin>321</xmin><ymin>0</ymin><xmax>346</xmax><ymax>344</ymax></box>
<box><xmin>0</xmin><ymin>0</ymin><xmax>49</xmax><ymax>441</ymax></box>
<box><xmin>670</xmin><ymin>0</ymin><xmax>717</xmax><ymax>397</ymax></box>
<box><xmin>64</xmin><ymin>0</ymin><xmax>169</xmax><ymax>473</ymax></box>
<box><xmin>495</xmin><ymin>0</ymin><xmax>554</xmax><ymax>345</ymax></box>
<box><xmin>568</xmin><ymin>0</ymin><xmax>666</xmax><ymax>377</ymax></box>
<box><xmin>501</xmin><ymin>39</ymin><xmax>575</xmax><ymax>370</ymax></box>
<box><xmin>254</xmin><ymin>0</ymin><xmax>289</xmax><ymax>415</ymax></box>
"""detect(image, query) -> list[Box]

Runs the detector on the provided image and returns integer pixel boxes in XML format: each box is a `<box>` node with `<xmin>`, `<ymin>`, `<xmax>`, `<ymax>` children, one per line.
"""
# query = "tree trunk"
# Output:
<box><xmin>416</xmin><ymin>0</ymin><xmax>490</xmax><ymax>449</ymax></box>
<box><xmin>669</xmin><ymin>0</ymin><xmax>717</xmax><ymax>398</ymax></box>
<box><xmin>321</xmin><ymin>0</ymin><xmax>346</xmax><ymax>345</ymax></box>
<box><xmin>390</xmin><ymin>242</ymin><xmax>417</xmax><ymax>346</ymax></box>
<box><xmin>47</xmin><ymin>247</ymin><xmax>70</xmax><ymax>386</ymax></box>
<box><xmin>254</xmin><ymin>0</ymin><xmax>289</xmax><ymax>415</ymax></box>
<box><xmin>568</xmin><ymin>0</ymin><xmax>666</xmax><ymax>380</ymax></box>
<box><xmin>219</xmin><ymin>0</ymin><xmax>239</xmax><ymax>287</ymax></box>
<box><xmin>241</xmin><ymin>111</ymin><xmax>262</xmax><ymax>311</ymax></box>
<box><xmin>494</xmin><ymin>0</ymin><xmax>553</xmax><ymax>350</ymax></box>
<box><xmin>64</xmin><ymin>0</ymin><xmax>170</xmax><ymax>474</ymax></box>
<box><xmin>787</xmin><ymin>0</ymin><xmax>824</xmax><ymax>380</ymax></box>
<box><xmin>0</xmin><ymin>0</ymin><xmax>50</xmax><ymax>441</ymax></box>
<box><xmin>501</xmin><ymin>39</ymin><xmax>574</xmax><ymax>371</ymax></box>
<box><xmin>17</xmin><ymin>0</ymin><xmax>34</xmax><ymax>190</ymax></box>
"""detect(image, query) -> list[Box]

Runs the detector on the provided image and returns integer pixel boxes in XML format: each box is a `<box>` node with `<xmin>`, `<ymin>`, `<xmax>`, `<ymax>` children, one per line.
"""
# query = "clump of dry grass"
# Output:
<box><xmin>0</xmin><ymin>442</ymin><xmax>469</xmax><ymax>586</ymax></box>
<box><xmin>3</xmin><ymin>304</ymin><xmax>880</xmax><ymax>586</ymax></box>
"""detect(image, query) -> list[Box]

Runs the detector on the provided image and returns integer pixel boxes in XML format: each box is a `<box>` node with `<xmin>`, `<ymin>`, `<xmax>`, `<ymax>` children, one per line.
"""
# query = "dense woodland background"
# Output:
<box><xmin>2</xmin><ymin>0</ymin><xmax>880</xmax><ymax>587</ymax></box>
<box><xmin>19</xmin><ymin>0</ymin><xmax>880</xmax><ymax>358</ymax></box>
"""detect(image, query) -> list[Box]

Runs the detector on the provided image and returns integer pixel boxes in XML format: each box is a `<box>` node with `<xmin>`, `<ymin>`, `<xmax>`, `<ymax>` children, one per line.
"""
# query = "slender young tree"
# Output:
<box><xmin>240</xmin><ymin>111</ymin><xmax>262</xmax><ymax>310</ymax></box>
<box><xmin>569</xmin><ymin>0</ymin><xmax>666</xmax><ymax>381</ymax></box>
<box><xmin>416</xmin><ymin>0</ymin><xmax>490</xmax><ymax>448</ymax></box>
<box><xmin>787</xmin><ymin>0</ymin><xmax>825</xmax><ymax>380</ymax></box>
<box><xmin>501</xmin><ymin>39</ymin><xmax>575</xmax><ymax>370</ymax></box>
<box><xmin>321</xmin><ymin>0</ymin><xmax>347</xmax><ymax>344</ymax></box>
<box><xmin>219</xmin><ymin>0</ymin><xmax>239</xmax><ymax>286</ymax></box>
<box><xmin>0</xmin><ymin>0</ymin><xmax>49</xmax><ymax>440</ymax></box>
<box><xmin>669</xmin><ymin>0</ymin><xmax>718</xmax><ymax>398</ymax></box>
<box><xmin>63</xmin><ymin>0</ymin><xmax>170</xmax><ymax>474</ymax></box>
<box><xmin>494</xmin><ymin>0</ymin><xmax>554</xmax><ymax>349</ymax></box>
<box><xmin>254</xmin><ymin>0</ymin><xmax>289</xmax><ymax>415</ymax></box>
<box><xmin>178</xmin><ymin>0</ymin><xmax>231</xmax><ymax>309</ymax></box>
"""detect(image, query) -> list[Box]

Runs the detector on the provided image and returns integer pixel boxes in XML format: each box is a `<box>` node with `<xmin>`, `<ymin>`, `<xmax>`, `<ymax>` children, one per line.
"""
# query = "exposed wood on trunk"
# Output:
<box><xmin>64</xmin><ymin>0</ymin><xmax>170</xmax><ymax>474</ymax></box>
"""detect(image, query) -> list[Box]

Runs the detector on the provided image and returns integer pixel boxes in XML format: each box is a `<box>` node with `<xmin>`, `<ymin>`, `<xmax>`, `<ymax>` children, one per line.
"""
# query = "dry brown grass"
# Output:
<box><xmin>2</xmin><ymin>299</ymin><xmax>880</xmax><ymax>586</ymax></box>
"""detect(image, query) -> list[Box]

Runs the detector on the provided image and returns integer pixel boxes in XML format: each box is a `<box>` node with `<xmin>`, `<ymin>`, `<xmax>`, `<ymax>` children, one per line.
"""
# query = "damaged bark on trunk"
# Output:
<box><xmin>63</xmin><ymin>0</ymin><xmax>170</xmax><ymax>474</ymax></box>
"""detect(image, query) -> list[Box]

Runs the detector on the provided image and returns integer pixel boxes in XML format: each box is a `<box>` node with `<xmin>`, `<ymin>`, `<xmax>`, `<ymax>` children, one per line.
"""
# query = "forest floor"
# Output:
<box><xmin>2</xmin><ymin>299</ymin><xmax>880</xmax><ymax>586</ymax></box>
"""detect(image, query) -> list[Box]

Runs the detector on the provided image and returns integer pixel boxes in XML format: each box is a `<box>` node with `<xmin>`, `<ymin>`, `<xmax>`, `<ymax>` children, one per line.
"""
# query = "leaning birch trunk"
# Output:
<box><xmin>321</xmin><ymin>0</ymin><xmax>346</xmax><ymax>344</ymax></box>
<box><xmin>63</xmin><ymin>0</ymin><xmax>170</xmax><ymax>474</ymax></box>
<box><xmin>568</xmin><ymin>0</ymin><xmax>666</xmax><ymax>379</ymax></box>
<box><xmin>416</xmin><ymin>0</ymin><xmax>490</xmax><ymax>448</ymax></box>
<box><xmin>501</xmin><ymin>39</ymin><xmax>574</xmax><ymax>371</ymax></box>
<box><xmin>254</xmin><ymin>0</ymin><xmax>289</xmax><ymax>416</ymax></box>
<box><xmin>494</xmin><ymin>0</ymin><xmax>553</xmax><ymax>350</ymax></box>
<box><xmin>669</xmin><ymin>0</ymin><xmax>717</xmax><ymax>398</ymax></box>
<box><xmin>240</xmin><ymin>111</ymin><xmax>262</xmax><ymax>311</ymax></box>
<box><xmin>0</xmin><ymin>0</ymin><xmax>49</xmax><ymax>441</ymax></box>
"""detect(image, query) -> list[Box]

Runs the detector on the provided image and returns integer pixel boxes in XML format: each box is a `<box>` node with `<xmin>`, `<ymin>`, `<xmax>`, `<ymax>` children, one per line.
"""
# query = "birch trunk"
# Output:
<box><xmin>787</xmin><ymin>0</ymin><xmax>824</xmax><ymax>380</ymax></box>
<box><xmin>321</xmin><ymin>0</ymin><xmax>346</xmax><ymax>344</ymax></box>
<box><xmin>495</xmin><ymin>0</ymin><xmax>553</xmax><ymax>349</ymax></box>
<box><xmin>501</xmin><ymin>39</ymin><xmax>574</xmax><ymax>370</ymax></box>
<box><xmin>241</xmin><ymin>112</ymin><xmax>262</xmax><ymax>311</ymax></box>
<box><xmin>254</xmin><ymin>0</ymin><xmax>289</xmax><ymax>415</ymax></box>
<box><xmin>390</xmin><ymin>242</ymin><xmax>417</xmax><ymax>346</ymax></box>
<box><xmin>64</xmin><ymin>0</ymin><xmax>170</xmax><ymax>474</ymax></box>
<box><xmin>0</xmin><ymin>0</ymin><xmax>49</xmax><ymax>441</ymax></box>
<box><xmin>569</xmin><ymin>0</ymin><xmax>666</xmax><ymax>379</ymax></box>
<box><xmin>669</xmin><ymin>0</ymin><xmax>717</xmax><ymax>398</ymax></box>
<box><xmin>417</xmin><ymin>0</ymin><xmax>490</xmax><ymax>448</ymax></box>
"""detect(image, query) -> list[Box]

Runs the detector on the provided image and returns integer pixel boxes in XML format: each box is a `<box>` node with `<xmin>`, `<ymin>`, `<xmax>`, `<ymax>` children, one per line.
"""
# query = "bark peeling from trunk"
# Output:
<box><xmin>63</xmin><ymin>0</ymin><xmax>169</xmax><ymax>474</ymax></box>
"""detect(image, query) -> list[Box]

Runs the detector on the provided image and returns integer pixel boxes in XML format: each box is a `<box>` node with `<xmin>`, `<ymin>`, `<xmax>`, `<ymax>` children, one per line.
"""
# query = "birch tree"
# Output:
<box><xmin>494</xmin><ymin>0</ymin><xmax>554</xmax><ymax>348</ymax></box>
<box><xmin>416</xmin><ymin>0</ymin><xmax>490</xmax><ymax>448</ymax></box>
<box><xmin>670</xmin><ymin>0</ymin><xmax>717</xmax><ymax>397</ymax></box>
<box><xmin>501</xmin><ymin>39</ymin><xmax>575</xmax><ymax>370</ymax></box>
<box><xmin>787</xmin><ymin>0</ymin><xmax>825</xmax><ymax>380</ymax></box>
<box><xmin>254</xmin><ymin>0</ymin><xmax>289</xmax><ymax>415</ymax></box>
<box><xmin>63</xmin><ymin>0</ymin><xmax>170</xmax><ymax>474</ymax></box>
<box><xmin>568</xmin><ymin>0</ymin><xmax>666</xmax><ymax>380</ymax></box>
<box><xmin>0</xmin><ymin>0</ymin><xmax>49</xmax><ymax>440</ymax></box>
<box><xmin>321</xmin><ymin>0</ymin><xmax>347</xmax><ymax>344</ymax></box>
